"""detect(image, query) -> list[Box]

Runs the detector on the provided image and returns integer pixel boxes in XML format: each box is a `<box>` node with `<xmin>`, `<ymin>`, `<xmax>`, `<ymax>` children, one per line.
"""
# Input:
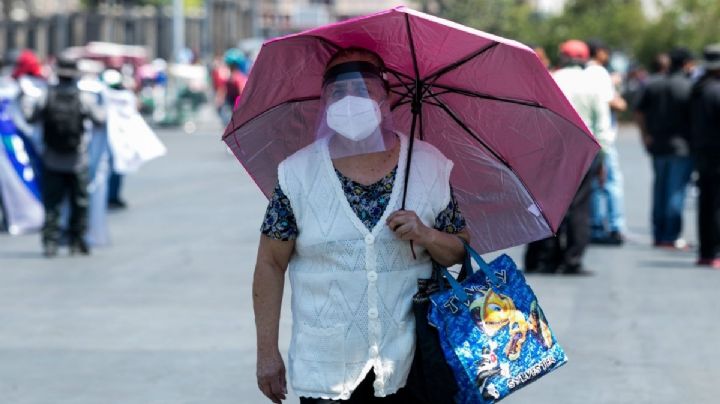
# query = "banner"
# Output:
<box><xmin>105</xmin><ymin>89</ymin><xmax>166</xmax><ymax>174</ymax></box>
<box><xmin>0</xmin><ymin>98</ymin><xmax>44</xmax><ymax>235</ymax></box>
<box><xmin>86</xmin><ymin>124</ymin><xmax>111</xmax><ymax>246</ymax></box>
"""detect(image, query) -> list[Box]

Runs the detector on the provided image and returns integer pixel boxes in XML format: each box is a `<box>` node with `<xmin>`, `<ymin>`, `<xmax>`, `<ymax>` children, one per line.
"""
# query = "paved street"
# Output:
<box><xmin>1</xmin><ymin>119</ymin><xmax>718</xmax><ymax>404</ymax></box>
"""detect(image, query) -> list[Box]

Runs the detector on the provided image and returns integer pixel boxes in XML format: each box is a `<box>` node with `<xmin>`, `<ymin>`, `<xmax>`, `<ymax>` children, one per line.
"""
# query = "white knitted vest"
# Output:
<box><xmin>278</xmin><ymin>133</ymin><xmax>454</xmax><ymax>400</ymax></box>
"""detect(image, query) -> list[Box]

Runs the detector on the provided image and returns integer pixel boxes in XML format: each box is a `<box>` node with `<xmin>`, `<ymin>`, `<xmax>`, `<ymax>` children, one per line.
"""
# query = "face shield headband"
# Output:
<box><xmin>322</xmin><ymin>61</ymin><xmax>388</xmax><ymax>91</ymax></box>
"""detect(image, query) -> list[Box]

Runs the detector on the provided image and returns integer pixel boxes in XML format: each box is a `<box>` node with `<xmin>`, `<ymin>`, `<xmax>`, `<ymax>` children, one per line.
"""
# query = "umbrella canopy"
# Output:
<box><xmin>223</xmin><ymin>6</ymin><xmax>599</xmax><ymax>254</ymax></box>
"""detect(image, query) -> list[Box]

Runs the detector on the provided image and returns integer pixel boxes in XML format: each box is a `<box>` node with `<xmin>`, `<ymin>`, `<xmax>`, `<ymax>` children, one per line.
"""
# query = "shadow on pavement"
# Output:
<box><xmin>0</xmin><ymin>251</ymin><xmax>46</xmax><ymax>260</ymax></box>
<box><xmin>636</xmin><ymin>259</ymin><xmax>701</xmax><ymax>269</ymax></box>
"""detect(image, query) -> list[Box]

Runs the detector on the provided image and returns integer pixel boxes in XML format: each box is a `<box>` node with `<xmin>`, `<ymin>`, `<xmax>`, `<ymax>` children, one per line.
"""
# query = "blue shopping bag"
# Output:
<box><xmin>428</xmin><ymin>244</ymin><xmax>567</xmax><ymax>403</ymax></box>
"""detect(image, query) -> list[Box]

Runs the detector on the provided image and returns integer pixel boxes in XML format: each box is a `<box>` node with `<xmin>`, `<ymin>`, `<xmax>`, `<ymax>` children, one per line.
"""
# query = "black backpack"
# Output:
<box><xmin>43</xmin><ymin>84</ymin><xmax>84</xmax><ymax>153</ymax></box>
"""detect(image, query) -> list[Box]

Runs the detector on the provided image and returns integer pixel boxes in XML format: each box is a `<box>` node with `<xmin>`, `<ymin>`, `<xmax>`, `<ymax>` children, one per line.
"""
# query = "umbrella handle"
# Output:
<box><xmin>402</xmin><ymin>69</ymin><xmax>422</xmax><ymax>261</ymax></box>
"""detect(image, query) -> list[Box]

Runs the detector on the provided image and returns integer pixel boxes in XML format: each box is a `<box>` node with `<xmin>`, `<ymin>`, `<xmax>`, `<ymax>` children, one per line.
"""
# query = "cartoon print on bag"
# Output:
<box><xmin>469</xmin><ymin>289</ymin><xmax>555</xmax><ymax>361</ymax></box>
<box><xmin>474</xmin><ymin>346</ymin><xmax>501</xmax><ymax>399</ymax></box>
<box><xmin>528</xmin><ymin>300</ymin><xmax>554</xmax><ymax>349</ymax></box>
<box><xmin>469</xmin><ymin>289</ymin><xmax>528</xmax><ymax>360</ymax></box>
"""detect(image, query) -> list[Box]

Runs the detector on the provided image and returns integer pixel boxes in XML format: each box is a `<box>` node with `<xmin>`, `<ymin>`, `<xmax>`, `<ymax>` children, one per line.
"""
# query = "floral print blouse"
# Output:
<box><xmin>261</xmin><ymin>166</ymin><xmax>466</xmax><ymax>241</ymax></box>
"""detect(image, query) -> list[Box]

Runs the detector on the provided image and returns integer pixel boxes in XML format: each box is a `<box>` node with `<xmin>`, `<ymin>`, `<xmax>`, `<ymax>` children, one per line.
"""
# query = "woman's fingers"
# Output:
<box><xmin>258</xmin><ymin>379</ymin><xmax>278</xmax><ymax>403</ymax></box>
<box><xmin>257</xmin><ymin>357</ymin><xmax>286</xmax><ymax>403</ymax></box>
<box><xmin>387</xmin><ymin>216</ymin><xmax>408</xmax><ymax>233</ymax></box>
<box><xmin>393</xmin><ymin>222</ymin><xmax>416</xmax><ymax>239</ymax></box>
<box><xmin>259</xmin><ymin>372</ymin><xmax>286</xmax><ymax>403</ymax></box>
<box><xmin>279</xmin><ymin>370</ymin><xmax>287</xmax><ymax>393</ymax></box>
<box><xmin>387</xmin><ymin>210</ymin><xmax>428</xmax><ymax>241</ymax></box>
<box><xmin>386</xmin><ymin>211</ymin><xmax>413</xmax><ymax>230</ymax></box>
<box><xmin>386</xmin><ymin>209</ymin><xmax>414</xmax><ymax>224</ymax></box>
<box><xmin>269</xmin><ymin>373</ymin><xmax>287</xmax><ymax>402</ymax></box>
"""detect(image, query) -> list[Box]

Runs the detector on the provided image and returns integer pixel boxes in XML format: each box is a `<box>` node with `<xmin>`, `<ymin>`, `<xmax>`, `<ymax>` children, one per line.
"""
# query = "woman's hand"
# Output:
<box><xmin>387</xmin><ymin>209</ymin><xmax>469</xmax><ymax>266</ymax></box>
<box><xmin>386</xmin><ymin>210</ymin><xmax>433</xmax><ymax>246</ymax></box>
<box><xmin>257</xmin><ymin>349</ymin><xmax>287</xmax><ymax>403</ymax></box>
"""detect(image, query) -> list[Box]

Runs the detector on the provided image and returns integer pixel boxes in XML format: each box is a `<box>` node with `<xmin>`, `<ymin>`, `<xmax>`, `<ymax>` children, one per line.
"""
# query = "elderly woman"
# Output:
<box><xmin>253</xmin><ymin>47</ymin><xmax>469</xmax><ymax>403</ymax></box>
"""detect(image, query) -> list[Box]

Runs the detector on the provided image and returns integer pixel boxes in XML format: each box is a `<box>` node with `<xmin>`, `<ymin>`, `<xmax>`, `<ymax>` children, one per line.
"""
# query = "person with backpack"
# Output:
<box><xmin>29</xmin><ymin>57</ymin><xmax>105</xmax><ymax>257</ymax></box>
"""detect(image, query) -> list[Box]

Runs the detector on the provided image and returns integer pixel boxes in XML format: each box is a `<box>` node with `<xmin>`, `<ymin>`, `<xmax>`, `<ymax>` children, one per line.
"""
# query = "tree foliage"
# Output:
<box><xmin>435</xmin><ymin>0</ymin><xmax>720</xmax><ymax>67</ymax></box>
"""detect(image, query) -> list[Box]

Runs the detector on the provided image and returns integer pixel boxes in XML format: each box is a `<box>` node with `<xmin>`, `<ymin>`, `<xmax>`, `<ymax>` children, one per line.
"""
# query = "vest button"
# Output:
<box><xmin>369</xmin><ymin>345</ymin><xmax>379</xmax><ymax>356</ymax></box>
<box><xmin>364</xmin><ymin>234</ymin><xmax>375</xmax><ymax>244</ymax></box>
<box><xmin>368</xmin><ymin>308</ymin><xmax>379</xmax><ymax>319</ymax></box>
<box><xmin>367</xmin><ymin>271</ymin><xmax>378</xmax><ymax>281</ymax></box>
<box><xmin>373</xmin><ymin>380</ymin><xmax>383</xmax><ymax>390</ymax></box>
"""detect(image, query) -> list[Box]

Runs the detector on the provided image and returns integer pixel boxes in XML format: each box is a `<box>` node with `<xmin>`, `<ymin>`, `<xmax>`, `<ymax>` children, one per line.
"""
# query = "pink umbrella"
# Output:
<box><xmin>223</xmin><ymin>6</ymin><xmax>599</xmax><ymax>254</ymax></box>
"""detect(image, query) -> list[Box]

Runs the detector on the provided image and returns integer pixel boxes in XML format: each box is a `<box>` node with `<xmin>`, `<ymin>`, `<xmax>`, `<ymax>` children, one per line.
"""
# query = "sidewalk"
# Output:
<box><xmin>0</xmin><ymin>124</ymin><xmax>717</xmax><ymax>404</ymax></box>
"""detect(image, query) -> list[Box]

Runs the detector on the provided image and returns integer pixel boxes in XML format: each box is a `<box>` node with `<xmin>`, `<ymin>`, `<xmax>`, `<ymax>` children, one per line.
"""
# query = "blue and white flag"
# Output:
<box><xmin>0</xmin><ymin>98</ymin><xmax>44</xmax><ymax>235</ymax></box>
<box><xmin>86</xmin><ymin>123</ymin><xmax>111</xmax><ymax>246</ymax></box>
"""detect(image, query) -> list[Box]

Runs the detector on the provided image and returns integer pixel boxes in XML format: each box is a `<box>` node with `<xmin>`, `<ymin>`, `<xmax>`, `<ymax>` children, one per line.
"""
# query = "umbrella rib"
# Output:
<box><xmin>390</xmin><ymin>81</ymin><xmax>419</xmax><ymax>109</ymax></box>
<box><xmin>422</xmin><ymin>100</ymin><xmax>444</xmax><ymax>108</ymax></box>
<box><xmin>419</xmin><ymin>91</ymin><xmax>425</xmax><ymax>140</ymax></box>
<box><xmin>404</xmin><ymin>14</ymin><xmax>421</xmax><ymax>80</ymax></box>
<box><xmin>424</xmin><ymin>42</ymin><xmax>500</xmax><ymax>84</ymax></box>
<box><xmin>389</xmin><ymin>88</ymin><xmax>409</xmax><ymax>97</ymax></box>
<box><xmin>429</xmin><ymin>84</ymin><xmax>597</xmax><ymax>142</ymax></box>
<box><xmin>386</xmin><ymin>67</ymin><xmax>415</xmax><ymax>82</ymax></box>
<box><xmin>426</xmin><ymin>92</ymin><xmax>509</xmax><ymax>166</ymax></box>
<box><xmin>430</xmin><ymin>83</ymin><xmax>542</xmax><ymax>108</ymax></box>
<box><xmin>429</xmin><ymin>89</ymin><xmax>455</xmax><ymax>97</ymax></box>
<box><xmin>389</xmin><ymin>79</ymin><xmax>415</xmax><ymax>95</ymax></box>
<box><xmin>390</xmin><ymin>99</ymin><xmax>412</xmax><ymax>110</ymax></box>
<box><xmin>221</xmin><ymin>95</ymin><xmax>321</xmax><ymax>140</ymax></box>
<box><xmin>425</xmin><ymin>89</ymin><xmax>553</xmax><ymax>229</ymax></box>
<box><xmin>392</xmin><ymin>96</ymin><xmax>446</xmax><ymax>110</ymax></box>
<box><xmin>388</xmin><ymin>70</ymin><xmax>415</xmax><ymax>100</ymax></box>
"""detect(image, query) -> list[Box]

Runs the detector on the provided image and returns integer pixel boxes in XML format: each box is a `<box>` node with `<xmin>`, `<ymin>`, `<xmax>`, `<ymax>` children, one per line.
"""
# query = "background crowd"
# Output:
<box><xmin>2</xmin><ymin>30</ymin><xmax>720</xmax><ymax>270</ymax></box>
<box><xmin>523</xmin><ymin>39</ymin><xmax>720</xmax><ymax>273</ymax></box>
<box><xmin>1</xmin><ymin>2</ymin><xmax>719</xmax><ymax>404</ymax></box>
<box><xmin>0</xmin><ymin>39</ymin><xmax>256</xmax><ymax>254</ymax></box>
<box><xmin>1</xmin><ymin>0</ymin><xmax>719</xmax><ymax>269</ymax></box>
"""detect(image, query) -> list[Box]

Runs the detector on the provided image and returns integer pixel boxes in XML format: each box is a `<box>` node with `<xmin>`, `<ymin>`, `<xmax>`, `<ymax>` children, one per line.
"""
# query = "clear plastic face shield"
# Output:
<box><xmin>316</xmin><ymin>61</ymin><xmax>397</xmax><ymax>159</ymax></box>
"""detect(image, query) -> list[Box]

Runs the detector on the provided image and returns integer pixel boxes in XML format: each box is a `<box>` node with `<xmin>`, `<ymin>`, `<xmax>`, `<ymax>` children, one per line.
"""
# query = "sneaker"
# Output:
<box><xmin>560</xmin><ymin>264</ymin><xmax>594</xmax><ymax>276</ymax></box>
<box><xmin>673</xmin><ymin>239</ymin><xmax>692</xmax><ymax>251</ymax></box>
<box><xmin>43</xmin><ymin>243</ymin><xmax>58</xmax><ymax>258</ymax></box>
<box><xmin>605</xmin><ymin>231</ymin><xmax>625</xmax><ymax>246</ymax></box>
<box><xmin>108</xmin><ymin>199</ymin><xmax>128</xmax><ymax>210</ymax></box>
<box><xmin>590</xmin><ymin>235</ymin><xmax>608</xmax><ymax>244</ymax></box>
<box><xmin>696</xmin><ymin>258</ymin><xmax>720</xmax><ymax>269</ymax></box>
<box><xmin>591</xmin><ymin>231</ymin><xmax>624</xmax><ymax>246</ymax></box>
<box><xmin>656</xmin><ymin>239</ymin><xmax>692</xmax><ymax>251</ymax></box>
<box><xmin>70</xmin><ymin>239</ymin><xmax>91</xmax><ymax>256</ymax></box>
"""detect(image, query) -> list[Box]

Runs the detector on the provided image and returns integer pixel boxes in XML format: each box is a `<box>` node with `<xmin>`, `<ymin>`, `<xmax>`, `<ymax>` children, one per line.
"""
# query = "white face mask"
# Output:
<box><xmin>326</xmin><ymin>95</ymin><xmax>382</xmax><ymax>141</ymax></box>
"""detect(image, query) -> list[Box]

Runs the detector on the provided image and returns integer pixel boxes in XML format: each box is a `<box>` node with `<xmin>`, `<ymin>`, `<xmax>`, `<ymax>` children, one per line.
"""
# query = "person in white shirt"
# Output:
<box><xmin>585</xmin><ymin>39</ymin><xmax>628</xmax><ymax>245</ymax></box>
<box><xmin>524</xmin><ymin>40</ymin><xmax>604</xmax><ymax>275</ymax></box>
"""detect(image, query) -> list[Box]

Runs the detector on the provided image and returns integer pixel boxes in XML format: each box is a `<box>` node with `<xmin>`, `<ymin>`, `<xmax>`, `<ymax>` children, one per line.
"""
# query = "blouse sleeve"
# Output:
<box><xmin>260</xmin><ymin>183</ymin><xmax>299</xmax><ymax>241</ymax></box>
<box><xmin>433</xmin><ymin>186</ymin><xmax>467</xmax><ymax>234</ymax></box>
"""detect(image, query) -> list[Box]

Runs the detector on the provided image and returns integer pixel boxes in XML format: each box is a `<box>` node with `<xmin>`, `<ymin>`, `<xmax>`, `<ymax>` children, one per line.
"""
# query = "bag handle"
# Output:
<box><xmin>437</xmin><ymin>240</ymin><xmax>502</xmax><ymax>304</ymax></box>
<box><xmin>462</xmin><ymin>241</ymin><xmax>500</xmax><ymax>284</ymax></box>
